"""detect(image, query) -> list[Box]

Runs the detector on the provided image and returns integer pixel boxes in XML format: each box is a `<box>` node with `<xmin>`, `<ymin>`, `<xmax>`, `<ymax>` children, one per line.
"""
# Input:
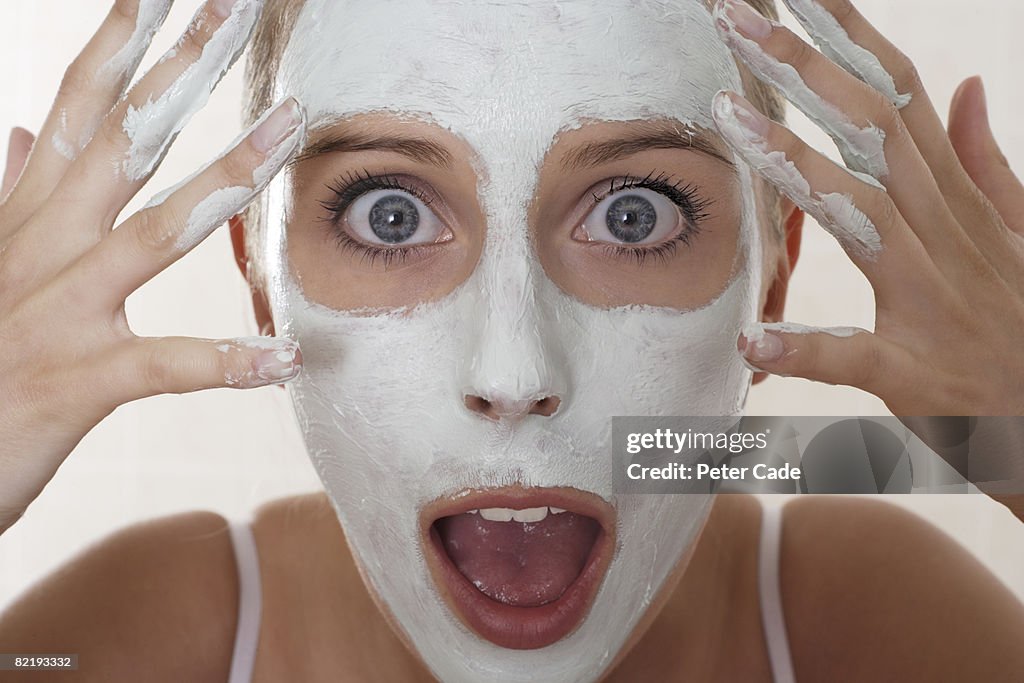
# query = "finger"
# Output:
<box><xmin>777</xmin><ymin>0</ymin><xmax>1010</xmax><ymax>255</ymax></box>
<box><xmin>715</xmin><ymin>0</ymin><xmax>995</xmax><ymax>281</ymax></box>
<box><xmin>19</xmin><ymin>0</ymin><xmax>263</xmax><ymax>284</ymax></box>
<box><xmin>948</xmin><ymin>77</ymin><xmax>1024</xmax><ymax>235</ymax></box>
<box><xmin>739</xmin><ymin>321</ymin><xmax>899</xmax><ymax>397</ymax></box>
<box><xmin>69</xmin><ymin>98</ymin><xmax>304</xmax><ymax>307</ymax></box>
<box><xmin>91</xmin><ymin>0</ymin><xmax>263</xmax><ymax>192</ymax></box>
<box><xmin>103</xmin><ymin>335</ymin><xmax>302</xmax><ymax>405</ymax></box>
<box><xmin>7</xmin><ymin>0</ymin><xmax>173</xmax><ymax>218</ymax></box>
<box><xmin>1</xmin><ymin>128</ymin><xmax>35</xmax><ymax>203</ymax></box>
<box><xmin>712</xmin><ymin>91</ymin><xmax>944</xmax><ymax>302</ymax></box>
<box><xmin>780</xmin><ymin>0</ymin><xmax>911</xmax><ymax>108</ymax></box>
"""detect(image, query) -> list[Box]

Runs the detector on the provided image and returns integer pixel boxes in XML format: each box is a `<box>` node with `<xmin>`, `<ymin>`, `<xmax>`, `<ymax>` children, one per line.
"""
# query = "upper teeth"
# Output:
<box><xmin>472</xmin><ymin>506</ymin><xmax>568</xmax><ymax>522</ymax></box>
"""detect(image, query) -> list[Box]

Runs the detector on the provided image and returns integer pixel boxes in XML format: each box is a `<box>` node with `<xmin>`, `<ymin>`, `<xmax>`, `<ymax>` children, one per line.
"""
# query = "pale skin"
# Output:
<box><xmin>1</xmin><ymin>0</ymin><xmax>1024</xmax><ymax>680</ymax></box>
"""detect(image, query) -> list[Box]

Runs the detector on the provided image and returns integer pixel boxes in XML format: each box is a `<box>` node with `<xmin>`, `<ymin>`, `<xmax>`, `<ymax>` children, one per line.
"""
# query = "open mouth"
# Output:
<box><xmin>421</xmin><ymin>487</ymin><xmax>615</xmax><ymax>650</ymax></box>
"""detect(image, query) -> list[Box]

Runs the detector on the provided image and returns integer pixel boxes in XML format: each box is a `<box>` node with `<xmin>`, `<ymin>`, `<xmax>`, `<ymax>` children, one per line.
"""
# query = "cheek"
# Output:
<box><xmin>287</xmin><ymin>228</ymin><xmax>476</xmax><ymax>310</ymax></box>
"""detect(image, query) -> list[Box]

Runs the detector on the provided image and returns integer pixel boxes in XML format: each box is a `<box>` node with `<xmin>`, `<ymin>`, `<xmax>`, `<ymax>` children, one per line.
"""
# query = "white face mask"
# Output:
<box><xmin>261</xmin><ymin>1</ymin><xmax>762</xmax><ymax>681</ymax></box>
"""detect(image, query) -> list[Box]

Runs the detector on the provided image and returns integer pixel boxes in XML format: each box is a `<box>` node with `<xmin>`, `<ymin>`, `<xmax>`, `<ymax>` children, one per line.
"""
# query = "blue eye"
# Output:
<box><xmin>582</xmin><ymin>188</ymin><xmax>682</xmax><ymax>246</ymax></box>
<box><xmin>367</xmin><ymin>193</ymin><xmax>420</xmax><ymax>243</ymax></box>
<box><xmin>605</xmin><ymin>194</ymin><xmax>659</xmax><ymax>243</ymax></box>
<box><xmin>345</xmin><ymin>188</ymin><xmax>445</xmax><ymax>247</ymax></box>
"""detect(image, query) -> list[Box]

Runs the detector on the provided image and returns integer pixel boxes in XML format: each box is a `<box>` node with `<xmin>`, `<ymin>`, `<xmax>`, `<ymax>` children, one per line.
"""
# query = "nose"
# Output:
<box><xmin>460</xmin><ymin>284</ymin><xmax>567</xmax><ymax>424</ymax></box>
<box><xmin>464</xmin><ymin>392</ymin><xmax>562</xmax><ymax>422</ymax></box>
<box><xmin>461</xmin><ymin>227</ymin><xmax>567</xmax><ymax>424</ymax></box>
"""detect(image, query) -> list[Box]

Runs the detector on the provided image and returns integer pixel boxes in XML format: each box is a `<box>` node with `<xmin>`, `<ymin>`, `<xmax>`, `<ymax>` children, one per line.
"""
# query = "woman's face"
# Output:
<box><xmin>259</xmin><ymin>1</ymin><xmax>764</xmax><ymax>681</ymax></box>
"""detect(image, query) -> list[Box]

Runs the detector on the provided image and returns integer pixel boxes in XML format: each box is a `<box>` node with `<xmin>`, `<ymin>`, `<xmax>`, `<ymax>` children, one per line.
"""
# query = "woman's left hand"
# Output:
<box><xmin>711</xmin><ymin>0</ymin><xmax>1024</xmax><ymax>416</ymax></box>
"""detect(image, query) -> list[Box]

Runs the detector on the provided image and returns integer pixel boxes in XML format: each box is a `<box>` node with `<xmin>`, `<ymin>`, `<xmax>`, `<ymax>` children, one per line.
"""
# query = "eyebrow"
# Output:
<box><xmin>294</xmin><ymin>132</ymin><xmax>454</xmax><ymax>168</ymax></box>
<box><xmin>293</xmin><ymin>122</ymin><xmax>733</xmax><ymax>172</ymax></box>
<box><xmin>561</xmin><ymin>124</ymin><xmax>735</xmax><ymax>171</ymax></box>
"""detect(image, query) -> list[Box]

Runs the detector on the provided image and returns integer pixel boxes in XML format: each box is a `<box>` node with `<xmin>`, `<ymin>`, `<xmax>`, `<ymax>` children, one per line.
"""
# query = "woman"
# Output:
<box><xmin>1</xmin><ymin>0</ymin><xmax>1022</xmax><ymax>681</ymax></box>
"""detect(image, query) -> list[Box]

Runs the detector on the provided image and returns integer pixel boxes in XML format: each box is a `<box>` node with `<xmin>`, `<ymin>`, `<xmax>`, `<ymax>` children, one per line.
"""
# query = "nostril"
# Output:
<box><xmin>464</xmin><ymin>395</ymin><xmax>500</xmax><ymax>421</ymax></box>
<box><xmin>463</xmin><ymin>394</ymin><xmax>561</xmax><ymax>421</ymax></box>
<box><xmin>531</xmin><ymin>396</ymin><xmax>561</xmax><ymax>417</ymax></box>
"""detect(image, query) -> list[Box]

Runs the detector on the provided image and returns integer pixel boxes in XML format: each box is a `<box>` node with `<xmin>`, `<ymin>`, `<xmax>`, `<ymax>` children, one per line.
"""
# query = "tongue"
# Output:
<box><xmin>435</xmin><ymin>512</ymin><xmax>600</xmax><ymax>607</ymax></box>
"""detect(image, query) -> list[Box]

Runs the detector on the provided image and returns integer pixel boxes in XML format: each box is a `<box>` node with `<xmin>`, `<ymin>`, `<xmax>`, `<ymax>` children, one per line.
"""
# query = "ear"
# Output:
<box><xmin>228</xmin><ymin>215</ymin><xmax>276</xmax><ymax>338</ymax></box>
<box><xmin>752</xmin><ymin>197</ymin><xmax>804</xmax><ymax>386</ymax></box>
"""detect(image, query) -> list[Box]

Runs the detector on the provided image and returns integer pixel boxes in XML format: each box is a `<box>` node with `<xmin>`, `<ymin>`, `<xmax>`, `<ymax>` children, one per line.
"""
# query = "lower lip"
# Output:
<box><xmin>427</xmin><ymin>520</ymin><xmax>612</xmax><ymax>650</ymax></box>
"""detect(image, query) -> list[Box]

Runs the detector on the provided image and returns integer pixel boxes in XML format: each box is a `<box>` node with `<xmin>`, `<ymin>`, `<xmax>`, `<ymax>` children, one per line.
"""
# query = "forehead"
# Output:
<box><xmin>278</xmin><ymin>0</ymin><xmax>743</xmax><ymax>148</ymax></box>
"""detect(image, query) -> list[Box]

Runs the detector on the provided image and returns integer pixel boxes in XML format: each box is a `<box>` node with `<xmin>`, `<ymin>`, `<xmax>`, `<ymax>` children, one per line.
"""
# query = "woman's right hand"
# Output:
<box><xmin>0</xmin><ymin>0</ymin><xmax>304</xmax><ymax>535</ymax></box>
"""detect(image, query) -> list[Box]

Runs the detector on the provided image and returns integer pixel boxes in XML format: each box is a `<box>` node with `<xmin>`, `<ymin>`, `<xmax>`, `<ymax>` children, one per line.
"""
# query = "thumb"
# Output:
<box><xmin>948</xmin><ymin>76</ymin><xmax>1024</xmax><ymax>234</ymax></box>
<box><xmin>739</xmin><ymin>322</ymin><xmax>889</xmax><ymax>395</ymax></box>
<box><xmin>2</xmin><ymin>127</ymin><xmax>35</xmax><ymax>201</ymax></box>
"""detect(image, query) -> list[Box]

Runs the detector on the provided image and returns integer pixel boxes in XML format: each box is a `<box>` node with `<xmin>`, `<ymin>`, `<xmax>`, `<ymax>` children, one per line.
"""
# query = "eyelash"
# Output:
<box><xmin>319</xmin><ymin>170</ymin><xmax>436</xmax><ymax>267</ymax></box>
<box><xmin>319</xmin><ymin>170</ymin><xmax>712</xmax><ymax>268</ymax></box>
<box><xmin>590</xmin><ymin>172</ymin><xmax>712</xmax><ymax>266</ymax></box>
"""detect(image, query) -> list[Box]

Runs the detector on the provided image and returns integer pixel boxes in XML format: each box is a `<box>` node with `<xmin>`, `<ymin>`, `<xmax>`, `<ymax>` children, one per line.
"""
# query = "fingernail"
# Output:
<box><xmin>256</xmin><ymin>340</ymin><xmax>302</xmax><ymax>385</ymax></box>
<box><xmin>251</xmin><ymin>98</ymin><xmax>302</xmax><ymax>154</ymax></box>
<box><xmin>212</xmin><ymin>0</ymin><xmax>240</xmax><ymax>20</ymax></box>
<box><xmin>725</xmin><ymin>0</ymin><xmax>774</xmax><ymax>40</ymax></box>
<box><xmin>714</xmin><ymin>90</ymin><xmax>770</xmax><ymax>144</ymax></box>
<box><xmin>227</xmin><ymin>337</ymin><xmax>302</xmax><ymax>387</ymax></box>
<box><xmin>743</xmin><ymin>329</ymin><xmax>785</xmax><ymax>364</ymax></box>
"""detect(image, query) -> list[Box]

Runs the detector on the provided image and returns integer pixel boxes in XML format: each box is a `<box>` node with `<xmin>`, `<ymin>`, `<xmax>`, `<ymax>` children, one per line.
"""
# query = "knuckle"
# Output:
<box><xmin>138</xmin><ymin>344</ymin><xmax>181</xmax><ymax>394</ymax></box>
<box><xmin>58</xmin><ymin>59</ymin><xmax>97</xmax><ymax>100</ymax></box>
<box><xmin>849</xmin><ymin>337</ymin><xmax>885</xmax><ymax>390</ymax></box>
<box><xmin>866</xmin><ymin>188</ymin><xmax>900</xmax><ymax>228</ymax></box>
<box><xmin>94</xmin><ymin>114</ymin><xmax>128</xmax><ymax>154</ymax></box>
<box><xmin>873</xmin><ymin>98</ymin><xmax>906</xmax><ymax>140</ymax></box>
<box><xmin>131</xmin><ymin>207</ymin><xmax>179</xmax><ymax>256</ymax></box>
<box><xmin>783</xmin><ymin>134</ymin><xmax>811</xmax><ymax>169</ymax></box>
<box><xmin>111</xmin><ymin>0</ymin><xmax>141</xmax><ymax>24</ymax></box>
<box><xmin>889</xmin><ymin>50</ymin><xmax>923</xmax><ymax>96</ymax></box>
<box><xmin>175</xmin><ymin>30</ymin><xmax>206</xmax><ymax>64</ymax></box>
<box><xmin>826</xmin><ymin>0</ymin><xmax>857</xmax><ymax>26</ymax></box>
<box><xmin>777</xmin><ymin>31</ymin><xmax>819</xmax><ymax>73</ymax></box>
<box><xmin>219</xmin><ymin>145</ymin><xmax>260</xmax><ymax>186</ymax></box>
<box><xmin>177</xmin><ymin>15</ymin><xmax>219</xmax><ymax>65</ymax></box>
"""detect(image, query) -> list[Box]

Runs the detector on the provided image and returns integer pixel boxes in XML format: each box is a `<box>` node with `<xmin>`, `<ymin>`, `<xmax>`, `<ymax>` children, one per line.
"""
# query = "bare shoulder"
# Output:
<box><xmin>781</xmin><ymin>497</ymin><xmax>1024</xmax><ymax>682</ymax></box>
<box><xmin>250</xmin><ymin>490</ymin><xmax>336</xmax><ymax>534</ymax></box>
<box><xmin>0</xmin><ymin>510</ymin><xmax>239</xmax><ymax>682</ymax></box>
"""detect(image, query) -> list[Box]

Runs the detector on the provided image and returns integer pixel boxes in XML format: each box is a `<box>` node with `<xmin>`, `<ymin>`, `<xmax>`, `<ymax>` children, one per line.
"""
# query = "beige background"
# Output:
<box><xmin>1</xmin><ymin>1</ymin><xmax>1022</xmax><ymax>609</ymax></box>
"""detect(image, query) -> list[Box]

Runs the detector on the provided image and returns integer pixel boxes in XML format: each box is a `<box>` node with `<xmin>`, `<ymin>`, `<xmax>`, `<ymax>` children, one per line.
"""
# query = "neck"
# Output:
<box><xmin>605</xmin><ymin>494</ymin><xmax>768</xmax><ymax>681</ymax></box>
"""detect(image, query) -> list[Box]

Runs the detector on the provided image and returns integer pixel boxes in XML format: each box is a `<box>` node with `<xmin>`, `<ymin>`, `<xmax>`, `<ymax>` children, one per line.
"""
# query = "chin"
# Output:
<box><xmin>309</xmin><ymin>461</ymin><xmax>712</xmax><ymax>682</ymax></box>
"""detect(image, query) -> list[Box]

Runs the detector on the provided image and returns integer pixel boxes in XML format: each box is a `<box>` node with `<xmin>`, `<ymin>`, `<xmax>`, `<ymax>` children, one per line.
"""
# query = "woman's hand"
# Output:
<box><xmin>712</xmin><ymin>0</ymin><xmax>1024</xmax><ymax>416</ymax></box>
<box><xmin>0</xmin><ymin>0</ymin><xmax>304</xmax><ymax>534</ymax></box>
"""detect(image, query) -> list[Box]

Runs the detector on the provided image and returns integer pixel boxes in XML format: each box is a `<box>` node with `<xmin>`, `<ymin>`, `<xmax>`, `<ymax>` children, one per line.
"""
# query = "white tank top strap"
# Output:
<box><xmin>227</xmin><ymin>518</ymin><xmax>262</xmax><ymax>683</ymax></box>
<box><xmin>758</xmin><ymin>499</ymin><xmax>797</xmax><ymax>683</ymax></box>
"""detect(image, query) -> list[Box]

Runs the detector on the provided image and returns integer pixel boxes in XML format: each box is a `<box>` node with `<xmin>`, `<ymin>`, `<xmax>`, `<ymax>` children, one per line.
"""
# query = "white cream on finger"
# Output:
<box><xmin>176</xmin><ymin>104</ymin><xmax>305</xmax><ymax>251</ymax></box>
<box><xmin>781</xmin><ymin>0</ymin><xmax>912</xmax><ymax>108</ymax></box>
<box><xmin>713</xmin><ymin>91</ymin><xmax>882</xmax><ymax>261</ymax></box>
<box><xmin>143</xmin><ymin>98</ymin><xmax>304</xmax><ymax>252</ymax></box>
<box><xmin>744</xmin><ymin>321</ymin><xmax>864</xmax><ymax>341</ymax></box>
<box><xmin>99</xmin><ymin>0</ymin><xmax>174</xmax><ymax>86</ymax></box>
<box><xmin>51</xmin><ymin>0</ymin><xmax>175</xmax><ymax>162</ymax></box>
<box><xmin>51</xmin><ymin>109</ymin><xmax>81</xmax><ymax>161</ymax></box>
<box><xmin>120</xmin><ymin>0</ymin><xmax>264</xmax><ymax>181</ymax></box>
<box><xmin>715</xmin><ymin>0</ymin><xmax>890</xmax><ymax>180</ymax></box>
